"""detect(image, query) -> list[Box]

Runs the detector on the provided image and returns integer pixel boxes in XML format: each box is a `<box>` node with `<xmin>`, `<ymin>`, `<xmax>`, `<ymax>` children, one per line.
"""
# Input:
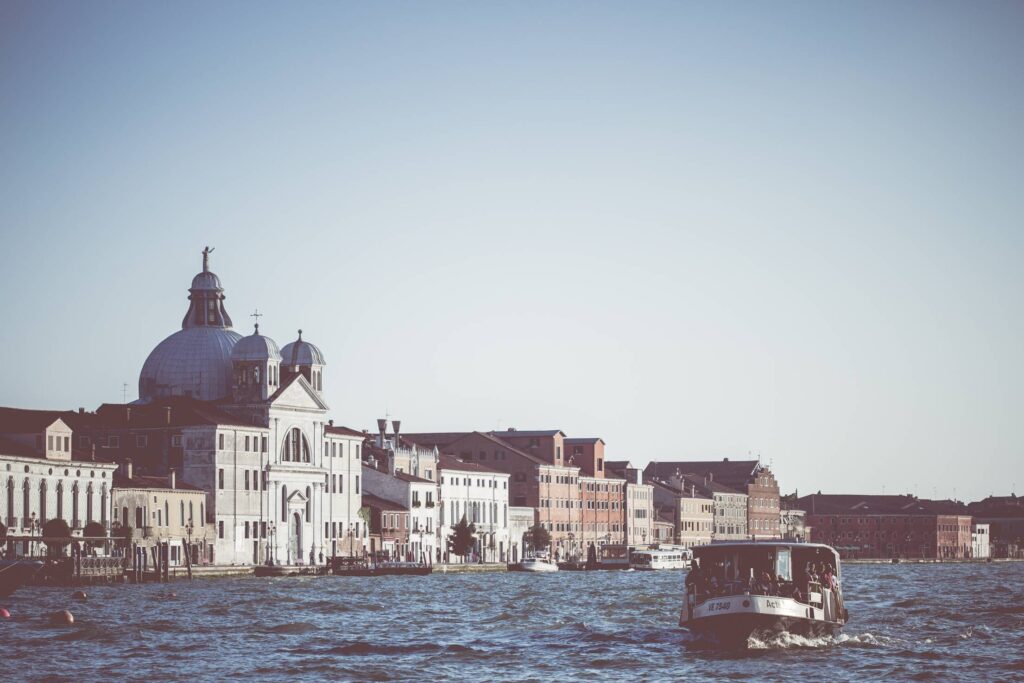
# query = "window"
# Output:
<box><xmin>48</xmin><ymin>435</ymin><xmax>54</xmax><ymax>450</ymax></box>
<box><xmin>63</xmin><ymin>436</ymin><xmax>70</xmax><ymax>451</ymax></box>
<box><xmin>171</xmin><ymin>435</ymin><xmax>182</xmax><ymax>448</ymax></box>
<box><xmin>218</xmin><ymin>521</ymin><xmax>224</xmax><ymax>539</ymax></box>
<box><xmin>339</xmin><ymin>475</ymin><xmax>344</xmax><ymax>493</ymax></box>
<box><xmin>244</xmin><ymin>470</ymin><xmax>250</xmax><ymax>491</ymax></box>
<box><xmin>218</xmin><ymin>469</ymin><xmax>225</xmax><ymax>490</ymax></box>
<box><xmin>245</xmin><ymin>436</ymin><xmax>250</xmax><ymax>451</ymax></box>
<box><xmin>261</xmin><ymin>436</ymin><xmax>267</xmax><ymax>453</ymax></box>
<box><xmin>354</xmin><ymin>475</ymin><xmax>360</xmax><ymax>495</ymax></box>
<box><xmin>108</xmin><ymin>436</ymin><xmax>120</xmax><ymax>448</ymax></box>
<box><xmin>218</xmin><ymin>434</ymin><xmax>225</xmax><ymax>450</ymax></box>
<box><xmin>253</xmin><ymin>470</ymin><xmax>259</xmax><ymax>491</ymax></box>
<box><xmin>136</xmin><ymin>435</ymin><xmax>148</xmax><ymax>448</ymax></box>
<box><xmin>244</xmin><ymin>521</ymin><xmax>250</xmax><ymax>539</ymax></box>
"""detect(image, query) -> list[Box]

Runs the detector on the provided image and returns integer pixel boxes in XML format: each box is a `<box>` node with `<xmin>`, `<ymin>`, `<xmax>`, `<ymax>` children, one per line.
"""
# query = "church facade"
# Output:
<box><xmin>118</xmin><ymin>248</ymin><xmax>365</xmax><ymax>566</ymax></box>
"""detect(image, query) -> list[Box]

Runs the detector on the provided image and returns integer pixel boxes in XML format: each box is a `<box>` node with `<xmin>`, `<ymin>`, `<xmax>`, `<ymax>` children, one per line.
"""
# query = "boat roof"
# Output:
<box><xmin>693</xmin><ymin>541</ymin><xmax>839</xmax><ymax>553</ymax></box>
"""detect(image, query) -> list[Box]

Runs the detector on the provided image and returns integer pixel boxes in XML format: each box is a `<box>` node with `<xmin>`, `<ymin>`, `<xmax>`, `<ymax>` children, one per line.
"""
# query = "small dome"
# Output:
<box><xmin>232</xmin><ymin>326</ymin><xmax>281</xmax><ymax>362</ymax></box>
<box><xmin>280</xmin><ymin>330</ymin><xmax>326</xmax><ymax>366</ymax></box>
<box><xmin>191</xmin><ymin>270</ymin><xmax>223</xmax><ymax>291</ymax></box>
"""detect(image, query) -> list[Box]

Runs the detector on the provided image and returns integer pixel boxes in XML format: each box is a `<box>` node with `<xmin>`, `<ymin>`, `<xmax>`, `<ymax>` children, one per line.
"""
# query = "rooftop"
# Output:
<box><xmin>361</xmin><ymin>493</ymin><xmax>407</xmax><ymax>512</ymax></box>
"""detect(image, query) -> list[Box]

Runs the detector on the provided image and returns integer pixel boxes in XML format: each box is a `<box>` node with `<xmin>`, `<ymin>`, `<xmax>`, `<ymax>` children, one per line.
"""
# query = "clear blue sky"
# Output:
<box><xmin>1</xmin><ymin>2</ymin><xmax>1021</xmax><ymax>502</ymax></box>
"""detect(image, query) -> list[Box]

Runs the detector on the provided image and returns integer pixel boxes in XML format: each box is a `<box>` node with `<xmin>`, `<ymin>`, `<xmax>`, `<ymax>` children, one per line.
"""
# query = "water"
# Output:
<box><xmin>2</xmin><ymin>563</ymin><xmax>1023</xmax><ymax>681</ymax></box>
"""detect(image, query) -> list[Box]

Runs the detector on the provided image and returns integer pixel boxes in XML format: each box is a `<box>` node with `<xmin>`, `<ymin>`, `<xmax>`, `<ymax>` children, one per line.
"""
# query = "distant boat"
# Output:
<box><xmin>630</xmin><ymin>548</ymin><xmax>692</xmax><ymax>570</ymax></box>
<box><xmin>518</xmin><ymin>555</ymin><xmax>559</xmax><ymax>573</ymax></box>
<box><xmin>0</xmin><ymin>559</ymin><xmax>45</xmax><ymax>597</ymax></box>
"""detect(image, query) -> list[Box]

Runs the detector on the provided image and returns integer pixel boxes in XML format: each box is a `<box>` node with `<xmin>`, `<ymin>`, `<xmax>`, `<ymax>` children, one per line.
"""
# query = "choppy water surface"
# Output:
<box><xmin>3</xmin><ymin>563</ymin><xmax>1023</xmax><ymax>681</ymax></box>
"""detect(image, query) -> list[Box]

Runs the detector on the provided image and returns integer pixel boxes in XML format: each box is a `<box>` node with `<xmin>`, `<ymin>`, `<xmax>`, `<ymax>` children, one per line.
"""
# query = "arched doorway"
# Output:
<box><xmin>291</xmin><ymin>511</ymin><xmax>302</xmax><ymax>564</ymax></box>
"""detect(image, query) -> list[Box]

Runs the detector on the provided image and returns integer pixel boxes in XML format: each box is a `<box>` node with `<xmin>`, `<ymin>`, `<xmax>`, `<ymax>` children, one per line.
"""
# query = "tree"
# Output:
<box><xmin>83</xmin><ymin>521</ymin><xmax>107</xmax><ymax>552</ymax></box>
<box><xmin>527</xmin><ymin>524</ymin><xmax>551</xmax><ymax>553</ymax></box>
<box><xmin>447</xmin><ymin>517</ymin><xmax>477</xmax><ymax>558</ymax></box>
<box><xmin>42</xmin><ymin>519</ymin><xmax>72</xmax><ymax>557</ymax></box>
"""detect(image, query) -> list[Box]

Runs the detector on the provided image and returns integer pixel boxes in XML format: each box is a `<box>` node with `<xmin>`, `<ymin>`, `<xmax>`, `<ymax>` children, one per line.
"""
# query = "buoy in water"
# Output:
<box><xmin>50</xmin><ymin>610</ymin><xmax>74</xmax><ymax>625</ymax></box>
<box><xmin>0</xmin><ymin>608</ymin><xmax>10</xmax><ymax>619</ymax></box>
<box><xmin>73</xmin><ymin>590</ymin><xmax>87</xmax><ymax>601</ymax></box>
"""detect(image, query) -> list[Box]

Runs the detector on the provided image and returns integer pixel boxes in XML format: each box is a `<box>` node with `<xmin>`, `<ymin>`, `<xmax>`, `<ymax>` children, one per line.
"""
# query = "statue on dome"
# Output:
<box><xmin>202</xmin><ymin>246</ymin><xmax>215</xmax><ymax>272</ymax></box>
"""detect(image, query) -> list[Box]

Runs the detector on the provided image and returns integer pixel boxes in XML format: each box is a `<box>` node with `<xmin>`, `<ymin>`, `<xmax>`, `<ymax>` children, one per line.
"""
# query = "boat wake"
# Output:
<box><xmin>746</xmin><ymin>631</ymin><xmax>893</xmax><ymax>650</ymax></box>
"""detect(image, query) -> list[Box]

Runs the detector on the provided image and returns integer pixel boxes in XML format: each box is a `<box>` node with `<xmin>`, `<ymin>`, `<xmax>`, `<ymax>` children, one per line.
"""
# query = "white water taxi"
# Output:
<box><xmin>630</xmin><ymin>548</ymin><xmax>692</xmax><ymax>570</ymax></box>
<box><xmin>518</xmin><ymin>555</ymin><xmax>559</xmax><ymax>573</ymax></box>
<box><xmin>679</xmin><ymin>541</ymin><xmax>848</xmax><ymax>646</ymax></box>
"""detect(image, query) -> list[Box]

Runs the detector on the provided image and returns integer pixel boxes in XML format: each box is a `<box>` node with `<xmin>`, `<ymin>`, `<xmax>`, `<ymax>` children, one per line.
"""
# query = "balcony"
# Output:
<box><xmin>425</xmin><ymin>501</ymin><xmax>435</xmax><ymax>508</ymax></box>
<box><xmin>411</xmin><ymin>501</ymin><xmax>422</xmax><ymax>508</ymax></box>
<box><xmin>6</xmin><ymin>516</ymin><xmax>17</xmax><ymax>528</ymax></box>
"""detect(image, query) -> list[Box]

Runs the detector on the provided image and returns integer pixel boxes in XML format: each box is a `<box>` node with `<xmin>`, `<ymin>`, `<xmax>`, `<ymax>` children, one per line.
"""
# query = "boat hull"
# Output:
<box><xmin>0</xmin><ymin>559</ymin><xmax>45</xmax><ymax>598</ymax></box>
<box><xmin>685</xmin><ymin>612</ymin><xmax>842</xmax><ymax>646</ymax></box>
<box><xmin>517</xmin><ymin>561</ymin><xmax>559</xmax><ymax>573</ymax></box>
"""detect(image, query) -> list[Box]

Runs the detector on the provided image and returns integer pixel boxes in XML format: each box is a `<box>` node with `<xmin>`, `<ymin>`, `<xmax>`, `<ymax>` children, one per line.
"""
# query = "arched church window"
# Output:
<box><xmin>305</xmin><ymin>486</ymin><xmax>311</xmax><ymax>522</ymax></box>
<box><xmin>56</xmin><ymin>481</ymin><xmax>64</xmax><ymax>520</ymax></box>
<box><xmin>180</xmin><ymin>501</ymin><xmax>185</xmax><ymax>525</ymax></box>
<box><xmin>189</xmin><ymin>501</ymin><xmax>194</xmax><ymax>523</ymax></box>
<box><xmin>164</xmin><ymin>501</ymin><xmax>169</xmax><ymax>528</ymax></box>
<box><xmin>253</xmin><ymin>366</ymin><xmax>261</xmax><ymax>384</ymax></box>
<box><xmin>281</xmin><ymin>486</ymin><xmax>288</xmax><ymax>523</ymax></box>
<box><xmin>282</xmin><ymin>428</ymin><xmax>311</xmax><ymax>463</ymax></box>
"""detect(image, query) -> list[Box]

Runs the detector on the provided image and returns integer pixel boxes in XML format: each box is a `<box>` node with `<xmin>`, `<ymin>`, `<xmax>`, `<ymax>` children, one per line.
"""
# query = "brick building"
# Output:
<box><xmin>645</xmin><ymin>459</ymin><xmax>781</xmax><ymax>539</ymax></box>
<box><xmin>796</xmin><ymin>493</ymin><xmax>973</xmax><ymax>559</ymax></box>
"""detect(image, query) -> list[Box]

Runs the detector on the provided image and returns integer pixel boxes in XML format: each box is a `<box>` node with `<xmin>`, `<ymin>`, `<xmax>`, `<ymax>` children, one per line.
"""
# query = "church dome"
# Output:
<box><xmin>232</xmin><ymin>325</ymin><xmax>281</xmax><ymax>362</ymax></box>
<box><xmin>280</xmin><ymin>330</ymin><xmax>325</xmax><ymax>366</ymax></box>
<box><xmin>140</xmin><ymin>327</ymin><xmax>243</xmax><ymax>401</ymax></box>
<box><xmin>138</xmin><ymin>247</ymin><xmax>241</xmax><ymax>403</ymax></box>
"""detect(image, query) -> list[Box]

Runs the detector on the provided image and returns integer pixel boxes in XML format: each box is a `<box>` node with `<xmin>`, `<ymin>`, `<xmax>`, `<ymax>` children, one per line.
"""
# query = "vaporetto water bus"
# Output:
<box><xmin>679</xmin><ymin>541</ymin><xmax>848</xmax><ymax>646</ymax></box>
<box><xmin>629</xmin><ymin>547</ymin><xmax>692</xmax><ymax>570</ymax></box>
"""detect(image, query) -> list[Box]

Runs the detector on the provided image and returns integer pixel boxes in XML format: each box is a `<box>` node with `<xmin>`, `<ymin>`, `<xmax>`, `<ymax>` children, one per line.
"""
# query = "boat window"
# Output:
<box><xmin>776</xmin><ymin>547</ymin><xmax>792</xmax><ymax>581</ymax></box>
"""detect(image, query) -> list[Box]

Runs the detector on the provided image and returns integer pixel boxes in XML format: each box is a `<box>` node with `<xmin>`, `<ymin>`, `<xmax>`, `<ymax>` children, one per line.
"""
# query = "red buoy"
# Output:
<box><xmin>0</xmin><ymin>608</ymin><xmax>10</xmax><ymax>619</ymax></box>
<box><xmin>73</xmin><ymin>590</ymin><xmax>88</xmax><ymax>601</ymax></box>
<box><xmin>50</xmin><ymin>610</ymin><xmax>74</xmax><ymax>625</ymax></box>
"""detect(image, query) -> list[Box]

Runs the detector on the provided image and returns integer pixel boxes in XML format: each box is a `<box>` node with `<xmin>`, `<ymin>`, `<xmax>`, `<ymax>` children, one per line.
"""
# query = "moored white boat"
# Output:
<box><xmin>679</xmin><ymin>541</ymin><xmax>848</xmax><ymax>646</ymax></box>
<box><xmin>630</xmin><ymin>547</ymin><xmax>692</xmax><ymax>570</ymax></box>
<box><xmin>518</xmin><ymin>556</ymin><xmax>559</xmax><ymax>573</ymax></box>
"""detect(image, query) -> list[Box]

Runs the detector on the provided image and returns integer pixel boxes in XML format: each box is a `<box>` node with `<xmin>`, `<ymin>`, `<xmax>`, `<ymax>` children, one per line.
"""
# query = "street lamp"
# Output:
<box><xmin>267</xmin><ymin>522</ymin><xmax>277</xmax><ymax>565</ymax></box>
<box><xmin>185</xmin><ymin>518</ymin><xmax>194</xmax><ymax>565</ymax></box>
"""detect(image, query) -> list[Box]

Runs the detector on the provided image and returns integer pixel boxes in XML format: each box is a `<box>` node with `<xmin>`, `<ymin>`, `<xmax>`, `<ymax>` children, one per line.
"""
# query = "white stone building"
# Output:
<box><xmin>80</xmin><ymin>248</ymin><xmax>367</xmax><ymax>566</ymax></box>
<box><xmin>111</xmin><ymin>462</ymin><xmax>212</xmax><ymax>566</ymax></box>
<box><xmin>508</xmin><ymin>506</ymin><xmax>535</xmax><ymax>563</ymax></box>
<box><xmin>972</xmin><ymin>523</ymin><xmax>991</xmax><ymax>559</ymax></box>
<box><xmin>0</xmin><ymin>409</ymin><xmax>118</xmax><ymax>555</ymax></box>
<box><xmin>361</xmin><ymin>461</ymin><xmax>438</xmax><ymax>564</ymax></box>
<box><xmin>438</xmin><ymin>454</ymin><xmax>510</xmax><ymax>563</ymax></box>
<box><xmin>607</xmin><ymin>460</ymin><xmax>654</xmax><ymax>547</ymax></box>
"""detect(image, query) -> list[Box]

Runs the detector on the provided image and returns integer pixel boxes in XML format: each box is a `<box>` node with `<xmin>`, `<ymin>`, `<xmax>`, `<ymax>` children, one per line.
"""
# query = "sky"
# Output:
<box><xmin>1</xmin><ymin>2</ymin><xmax>1021</xmax><ymax>503</ymax></box>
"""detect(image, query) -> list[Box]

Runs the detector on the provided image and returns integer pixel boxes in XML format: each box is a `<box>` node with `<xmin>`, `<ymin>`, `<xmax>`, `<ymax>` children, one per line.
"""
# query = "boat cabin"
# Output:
<box><xmin>691</xmin><ymin>541</ymin><xmax>840</xmax><ymax>597</ymax></box>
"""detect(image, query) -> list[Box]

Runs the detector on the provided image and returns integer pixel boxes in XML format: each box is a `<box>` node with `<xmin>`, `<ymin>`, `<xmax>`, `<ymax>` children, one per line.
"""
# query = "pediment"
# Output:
<box><xmin>286</xmin><ymin>489</ymin><xmax>309</xmax><ymax>505</ymax></box>
<box><xmin>269</xmin><ymin>375</ymin><xmax>329</xmax><ymax>412</ymax></box>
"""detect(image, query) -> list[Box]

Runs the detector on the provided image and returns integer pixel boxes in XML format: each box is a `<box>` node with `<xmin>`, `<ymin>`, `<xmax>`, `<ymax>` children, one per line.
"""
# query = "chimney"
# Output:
<box><xmin>392</xmin><ymin>420</ymin><xmax>401</xmax><ymax>446</ymax></box>
<box><xmin>166</xmin><ymin>407</ymin><xmax>172</xmax><ymax>425</ymax></box>
<box><xmin>170</xmin><ymin>468</ymin><xmax>176</xmax><ymax>489</ymax></box>
<box><xmin>328</xmin><ymin>419</ymin><xmax>334</xmax><ymax>427</ymax></box>
<box><xmin>78</xmin><ymin>407</ymin><xmax>85</xmax><ymax>415</ymax></box>
<box><xmin>125</xmin><ymin>458</ymin><xmax>133</xmax><ymax>480</ymax></box>
<box><xmin>376</xmin><ymin>418</ymin><xmax>387</xmax><ymax>447</ymax></box>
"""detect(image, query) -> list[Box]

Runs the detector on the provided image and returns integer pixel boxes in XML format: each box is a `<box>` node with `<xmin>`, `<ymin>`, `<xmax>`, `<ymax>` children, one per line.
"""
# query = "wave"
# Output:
<box><xmin>266</xmin><ymin>622</ymin><xmax>318</xmax><ymax>634</ymax></box>
<box><xmin>746</xmin><ymin>631</ymin><xmax>893</xmax><ymax>650</ymax></box>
